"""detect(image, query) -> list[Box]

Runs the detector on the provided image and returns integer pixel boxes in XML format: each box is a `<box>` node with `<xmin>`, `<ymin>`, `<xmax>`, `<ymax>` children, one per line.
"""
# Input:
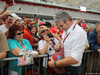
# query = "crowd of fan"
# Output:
<box><xmin>0</xmin><ymin>3</ymin><xmax>100</xmax><ymax>75</ymax></box>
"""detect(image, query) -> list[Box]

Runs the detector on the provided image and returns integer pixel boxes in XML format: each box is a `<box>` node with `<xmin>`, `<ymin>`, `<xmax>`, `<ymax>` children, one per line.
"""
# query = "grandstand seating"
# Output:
<box><xmin>0</xmin><ymin>1</ymin><xmax>100</xmax><ymax>21</ymax></box>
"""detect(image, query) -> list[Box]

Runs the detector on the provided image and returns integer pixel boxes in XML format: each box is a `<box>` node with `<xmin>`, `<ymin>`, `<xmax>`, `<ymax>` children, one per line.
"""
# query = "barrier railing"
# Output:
<box><xmin>0</xmin><ymin>50</ymin><xmax>100</xmax><ymax>75</ymax></box>
<box><xmin>82</xmin><ymin>50</ymin><xmax>100</xmax><ymax>75</ymax></box>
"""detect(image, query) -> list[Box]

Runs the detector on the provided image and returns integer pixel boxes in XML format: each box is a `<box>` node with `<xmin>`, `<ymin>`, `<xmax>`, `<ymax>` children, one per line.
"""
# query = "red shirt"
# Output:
<box><xmin>23</xmin><ymin>28</ymin><xmax>33</xmax><ymax>45</ymax></box>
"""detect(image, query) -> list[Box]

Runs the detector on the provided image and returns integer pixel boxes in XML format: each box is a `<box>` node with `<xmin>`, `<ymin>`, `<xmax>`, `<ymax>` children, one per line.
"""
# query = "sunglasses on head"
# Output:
<box><xmin>16</xmin><ymin>31</ymin><xmax>24</xmax><ymax>35</ymax></box>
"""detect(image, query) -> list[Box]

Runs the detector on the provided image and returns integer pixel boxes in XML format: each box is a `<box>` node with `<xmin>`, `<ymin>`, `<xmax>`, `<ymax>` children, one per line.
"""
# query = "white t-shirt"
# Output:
<box><xmin>38</xmin><ymin>38</ymin><xmax>59</xmax><ymax>67</ymax></box>
<box><xmin>62</xmin><ymin>23</ymin><xmax>87</xmax><ymax>66</ymax></box>
<box><xmin>0</xmin><ymin>24</ymin><xmax>8</xmax><ymax>33</ymax></box>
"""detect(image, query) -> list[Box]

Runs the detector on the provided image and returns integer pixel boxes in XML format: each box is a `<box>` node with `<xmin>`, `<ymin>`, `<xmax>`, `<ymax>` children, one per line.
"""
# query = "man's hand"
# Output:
<box><xmin>43</xmin><ymin>35</ymin><xmax>50</xmax><ymax>43</ymax></box>
<box><xmin>52</xmin><ymin>33</ymin><xmax>61</xmax><ymax>44</ymax></box>
<box><xmin>34</xmin><ymin>52</ymin><xmax>38</xmax><ymax>58</ymax></box>
<box><xmin>48</xmin><ymin>57</ymin><xmax>55</xmax><ymax>68</ymax></box>
<box><xmin>3</xmin><ymin>4</ymin><xmax>9</xmax><ymax>10</ymax></box>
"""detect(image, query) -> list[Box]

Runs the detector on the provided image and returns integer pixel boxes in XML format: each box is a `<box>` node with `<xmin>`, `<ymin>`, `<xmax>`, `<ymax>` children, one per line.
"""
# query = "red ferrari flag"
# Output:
<box><xmin>1</xmin><ymin>0</ymin><xmax>13</xmax><ymax>6</ymax></box>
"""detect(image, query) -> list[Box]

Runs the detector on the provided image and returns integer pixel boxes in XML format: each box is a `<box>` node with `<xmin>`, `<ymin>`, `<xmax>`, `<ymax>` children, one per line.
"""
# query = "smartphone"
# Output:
<box><xmin>47</xmin><ymin>32</ymin><xmax>53</xmax><ymax>38</ymax></box>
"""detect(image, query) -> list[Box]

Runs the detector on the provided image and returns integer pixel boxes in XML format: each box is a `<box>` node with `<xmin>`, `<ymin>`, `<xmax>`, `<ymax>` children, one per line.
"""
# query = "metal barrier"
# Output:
<box><xmin>82</xmin><ymin>50</ymin><xmax>100</xmax><ymax>75</ymax></box>
<box><xmin>0</xmin><ymin>50</ymin><xmax>100</xmax><ymax>75</ymax></box>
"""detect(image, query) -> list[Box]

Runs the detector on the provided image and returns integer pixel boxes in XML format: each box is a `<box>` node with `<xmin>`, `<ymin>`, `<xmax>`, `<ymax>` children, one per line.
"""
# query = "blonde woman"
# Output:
<box><xmin>38</xmin><ymin>26</ymin><xmax>61</xmax><ymax>75</ymax></box>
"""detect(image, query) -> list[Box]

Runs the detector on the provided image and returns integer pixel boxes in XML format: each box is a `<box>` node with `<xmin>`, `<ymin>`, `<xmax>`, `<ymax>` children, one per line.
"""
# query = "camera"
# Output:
<box><xmin>47</xmin><ymin>32</ymin><xmax>53</xmax><ymax>38</ymax></box>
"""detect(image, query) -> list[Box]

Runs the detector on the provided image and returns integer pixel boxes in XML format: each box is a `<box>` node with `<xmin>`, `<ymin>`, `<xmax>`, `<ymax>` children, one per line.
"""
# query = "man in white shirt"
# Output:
<box><xmin>0</xmin><ymin>15</ymin><xmax>13</xmax><ymax>35</ymax></box>
<box><xmin>48</xmin><ymin>11</ymin><xmax>87</xmax><ymax>75</ymax></box>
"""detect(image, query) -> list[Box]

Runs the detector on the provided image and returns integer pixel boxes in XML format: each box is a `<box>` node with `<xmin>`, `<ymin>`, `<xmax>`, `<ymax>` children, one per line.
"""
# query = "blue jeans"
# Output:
<box><xmin>62</xmin><ymin>64</ymin><xmax>82</xmax><ymax>75</ymax></box>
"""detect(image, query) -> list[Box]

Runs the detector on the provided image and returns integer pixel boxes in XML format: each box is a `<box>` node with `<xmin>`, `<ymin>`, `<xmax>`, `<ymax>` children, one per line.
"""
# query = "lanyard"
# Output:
<box><xmin>63</xmin><ymin>24</ymin><xmax>76</xmax><ymax>43</ymax></box>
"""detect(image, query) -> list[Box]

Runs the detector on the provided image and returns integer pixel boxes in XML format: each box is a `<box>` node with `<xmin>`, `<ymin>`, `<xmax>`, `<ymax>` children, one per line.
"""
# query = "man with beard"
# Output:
<box><xmin>0</xmin><ymin>15</ymin><xmax>13</xmax><ymax>35</ymax></box>
<box><xmin>23</xmin><ymin>18</ymin><xmax>35</xmax><ymax>45</ymax></box>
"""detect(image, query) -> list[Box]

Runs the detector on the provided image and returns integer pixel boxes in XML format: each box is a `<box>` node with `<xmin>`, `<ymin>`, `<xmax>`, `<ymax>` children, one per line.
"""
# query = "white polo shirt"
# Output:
<box><xmin>62</xmin><ymin>23</ymin><xmax>87</xmax><ymax>66</ymax></box>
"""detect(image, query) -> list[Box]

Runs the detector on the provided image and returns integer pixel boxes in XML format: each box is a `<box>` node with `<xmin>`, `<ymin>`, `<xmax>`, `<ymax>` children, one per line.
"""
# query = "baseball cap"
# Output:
<box><xmin>49</xmin><ymin>27</ymin><xmax>59</xmax><ymax>34</ymax></box>
<box><xmin>24</xmin><ymin>18</ymin><xmax>35</xmax><ymax>24</ymax></box>
<box><xmin>24</xmin><ymin>18</ymin><xmax>29</xmax><ymax>24</ymax></box>
<box><xmin>39</xmin><ymin>22</ymin><xmax>44</xmax><ymax>26</ymax></box>
<box><xmin>81</xmin><ymin>23</ymin><xmax>86</xmax><ymax>29</ymax></box>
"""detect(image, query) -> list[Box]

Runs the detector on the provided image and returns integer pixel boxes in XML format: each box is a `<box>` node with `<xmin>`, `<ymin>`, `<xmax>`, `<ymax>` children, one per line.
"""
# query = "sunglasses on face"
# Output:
<box><xmin>41</xmin><ymin>30</ymin><xmax>47</xmax><ymax>33</ymax></box>
<box><xmin>16</xmin><ymin>31</ymin><xmax>24</xmax><ymax>35</ymax></box>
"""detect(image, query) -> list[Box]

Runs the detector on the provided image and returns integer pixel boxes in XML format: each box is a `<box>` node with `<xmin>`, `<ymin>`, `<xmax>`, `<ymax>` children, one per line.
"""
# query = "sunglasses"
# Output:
<box><xmin>41</xmin><ymin>30</ymin><xmax>46</xmax><ymax>33</ymax></box>
<box><xmin>41</xmin><ymin>30</ymin><xmax>48</xmax><ymax>33</ymax></box>
<box><xmin>16</xmin><ymin>31</ymin><xmax>24</xmax><ymax>35</ymax></box>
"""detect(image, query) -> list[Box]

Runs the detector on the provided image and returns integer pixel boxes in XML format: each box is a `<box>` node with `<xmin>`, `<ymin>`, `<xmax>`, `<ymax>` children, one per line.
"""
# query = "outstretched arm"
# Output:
<box><xmin>0</xmin><ymin>4</ymin><xmax>9</xmax><ymax>15</ymax></box>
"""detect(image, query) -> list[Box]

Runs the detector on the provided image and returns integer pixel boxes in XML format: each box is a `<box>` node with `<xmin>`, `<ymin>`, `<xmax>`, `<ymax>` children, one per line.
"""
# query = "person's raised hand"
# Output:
<box><xmin>43</xmin><ymin>35</ymin><xmax>50</xmax><ymax>43</ymax></box>
<box><xmin>3</xmin><ymin>4</ymin><xmax>9</xmax><ymax>10</ymax></box>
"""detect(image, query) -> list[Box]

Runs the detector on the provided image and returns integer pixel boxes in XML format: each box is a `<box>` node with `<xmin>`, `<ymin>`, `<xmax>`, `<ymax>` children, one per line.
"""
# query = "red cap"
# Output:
<box><xmin>81</xmin><ymin>23</ymin><xmax>86</xmax><ymax>29</ymax></box>
<box><xmin>49</xmin><ymin>27</ymin><xmax>59</xmax><ymax>34</ymax></box>
<box><xmin>39</xmin><ymin>22</ymin><xmax>43</xmax><ymax>26</ymax></box>
<box><xmin>24</xmin><ymin>18</ymin><xmax>29</xmax><ymax>24</ymax></box>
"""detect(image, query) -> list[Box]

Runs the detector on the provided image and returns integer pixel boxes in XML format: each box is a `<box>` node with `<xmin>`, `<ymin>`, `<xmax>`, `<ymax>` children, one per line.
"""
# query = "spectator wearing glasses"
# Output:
<box><xmin>7</xmin><ymin>24</ymin><xmax>38</xmax><ymax>75</ymax></box>
<box><xmin>38</xmin><ymin>26</ymin><xmax>61</xmax><ymax>75</ymax></box>
<box><xmin>48</xmin><ymin>11</ymin><xmax>87</xmax><ymax>75</ymax></box>
<box><xmin>40</xmin><ymin>25</ymin><xmax>49</xmax><ymax>34</ymax></box>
